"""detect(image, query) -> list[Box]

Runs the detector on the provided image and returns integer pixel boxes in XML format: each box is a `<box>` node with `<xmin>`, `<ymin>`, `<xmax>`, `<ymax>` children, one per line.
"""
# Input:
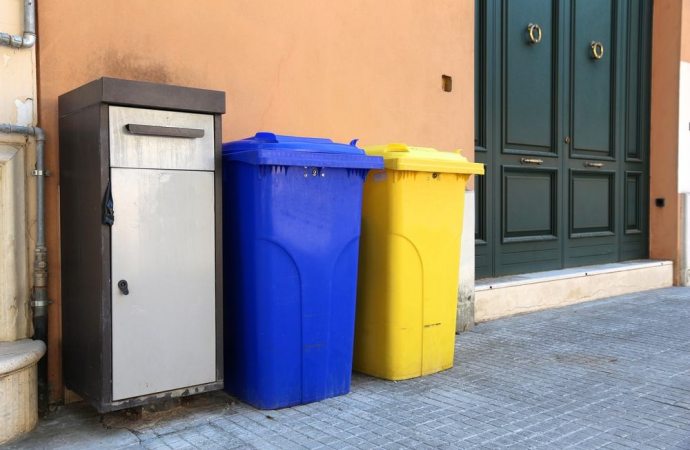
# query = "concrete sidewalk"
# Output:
<box><xmin>6</xmin><ymin>287</ymin><xmax>690</xmax><ymax>449</ymax></box>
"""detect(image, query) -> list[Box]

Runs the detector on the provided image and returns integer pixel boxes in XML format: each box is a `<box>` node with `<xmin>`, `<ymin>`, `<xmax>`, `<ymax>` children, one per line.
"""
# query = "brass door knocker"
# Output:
<box><xmin>590</xmin><ymin>41</ymin><xmax>604</xmax><ymax>60</ymax></box>
<box><xmin>527</xmin><ymin>23</ymin><xmax>543</xmax><ymax>44</ymax></box>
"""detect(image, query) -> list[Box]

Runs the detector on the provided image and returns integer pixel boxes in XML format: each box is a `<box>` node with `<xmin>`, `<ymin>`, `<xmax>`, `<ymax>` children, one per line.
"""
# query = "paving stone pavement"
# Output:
<box><xmin>6</xmin><ymin>287</ymin><xmax>690</xmax><ymax>449</ymax></box>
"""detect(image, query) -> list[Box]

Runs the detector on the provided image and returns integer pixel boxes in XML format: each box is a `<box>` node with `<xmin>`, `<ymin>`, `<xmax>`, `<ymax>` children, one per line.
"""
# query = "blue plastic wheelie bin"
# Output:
<box><xmin>222</xmin><ymin>132</ymin><xmax>383</xmax><ymax>409</ymax></box>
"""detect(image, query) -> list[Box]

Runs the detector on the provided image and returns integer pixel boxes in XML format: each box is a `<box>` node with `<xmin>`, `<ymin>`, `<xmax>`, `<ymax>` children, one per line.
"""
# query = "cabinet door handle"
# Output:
<box><xmin>125</xmin><ymin>124</ymin><xmax>205</xmax><ymax>139</ymax></box>
<box><xmin>117</xmin><ymin>280</ymin><xmax>129</xmax><ymax>295</ymax></box>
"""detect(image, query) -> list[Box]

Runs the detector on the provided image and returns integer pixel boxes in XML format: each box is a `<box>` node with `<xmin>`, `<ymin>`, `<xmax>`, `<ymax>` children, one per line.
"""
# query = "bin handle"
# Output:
<box><xmin>386</xmin><ymin>143</ymin><xmax>409</xmax><ymax>152</ymax></box>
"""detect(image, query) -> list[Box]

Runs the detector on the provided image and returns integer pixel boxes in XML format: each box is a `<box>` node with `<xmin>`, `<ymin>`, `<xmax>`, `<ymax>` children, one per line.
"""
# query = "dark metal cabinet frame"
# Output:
<box><xmin>59</xmin><ymin>77</ymin><xmax>225</xmax><ymax>412</ymax></box>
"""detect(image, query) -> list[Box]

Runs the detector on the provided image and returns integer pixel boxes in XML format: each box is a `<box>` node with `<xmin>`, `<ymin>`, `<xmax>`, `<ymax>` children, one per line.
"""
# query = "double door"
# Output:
<box><xmin>475</xmin><ymin>0</ymin><xmax>651</xmax><ymax>278</ymax></box>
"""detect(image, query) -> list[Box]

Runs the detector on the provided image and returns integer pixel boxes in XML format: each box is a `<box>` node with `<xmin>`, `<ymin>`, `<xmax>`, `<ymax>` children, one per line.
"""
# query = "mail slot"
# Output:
<box><xmin>109</xmin><ymin>106</ymin><xmax>215</xmax><ymax>171</ymax></box>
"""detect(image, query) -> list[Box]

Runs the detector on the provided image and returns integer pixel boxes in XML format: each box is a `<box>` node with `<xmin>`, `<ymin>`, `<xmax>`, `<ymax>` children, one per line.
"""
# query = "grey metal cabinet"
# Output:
<box><xmin>59</xmin><ymin>78</ymin><xmax>225</xmax><ymax>412</ymax></box>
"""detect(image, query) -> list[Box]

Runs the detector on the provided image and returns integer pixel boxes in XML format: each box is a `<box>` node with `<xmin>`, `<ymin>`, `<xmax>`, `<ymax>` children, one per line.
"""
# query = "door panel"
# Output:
<box><xmin>624</xmin><ymin>171</ymin><xmax>643</xmax><ymax>234</ymax></box>
<box><xmin>570</xmin><ymin>171</ymin><xmax>615</xmax><ymax>236</ymax></box>
<box><xmin>495</xmin><ymin>0</ymin><xmax>562</xmax><ymax>276</ymax></box>
<box><xmin>504</xmin><ymin>0</ymin><xmax>555</xmax><ymax>153</ymax></box>
<box><xmin>475</xmin><ymin>176</ymin><xmax>486</xmax><ymax>241</ymax></box>
<box><xmin>571</xmin><ymin>0</ymin><xmax>614</xmax><ymax>157</ymax></box>
<box><xmin>564</xmin><ymin>0</ymin><xmax>619</xmax><ymax>266</ymax></box>
<box><xmin>625</xmin><ymin>0</ymin><xmax>643</xmax><ymax>161</ymax></box>
<box><xmin>111</xmin><ymin>168</ymin><xmax>216</xmax><ymax>400</ymax></box>
<box><xmin>503</xmin><ymin>168</ymin><xmax>557</xmax><ymax>240</ymax></box>
<box><xmin>499</xmin><ymin>167</ymin><xmax>559</xmax><ymax>273</ymax></box>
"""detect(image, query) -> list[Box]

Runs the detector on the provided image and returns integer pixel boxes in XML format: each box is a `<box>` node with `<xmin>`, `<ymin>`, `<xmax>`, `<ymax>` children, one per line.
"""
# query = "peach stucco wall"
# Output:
<box><xmin>683</xmin><ymin>0</ymin><xmax>690</xmax><ymax>62</ymax></box>
<box><xmin>36</xmin><ymin>1</ymin><xmax>475</xmax><ymax>401</ymax></box>
<box><xmin>650</xmin><ymin>0</ymin><xmax>683</xmax><ymax>279</ymax></box>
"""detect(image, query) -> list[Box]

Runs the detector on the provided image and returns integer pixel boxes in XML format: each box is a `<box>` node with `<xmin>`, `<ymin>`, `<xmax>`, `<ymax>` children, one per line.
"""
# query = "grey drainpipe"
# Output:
<box><xmin>0</xmin><ymin>0</ymin><xmax>37</xmax><ymax>48</ymax></box>
<box><xmin>0</xmin><ymin>125</ymin><xmax>48</xmax><ymax>414</ymax></box>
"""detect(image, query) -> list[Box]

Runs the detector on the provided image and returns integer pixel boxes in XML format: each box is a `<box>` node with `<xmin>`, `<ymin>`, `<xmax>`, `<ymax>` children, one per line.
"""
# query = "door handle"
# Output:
<box><xmin>521</xmin><ymin>158</ymin><xmax>543</xmax><ymax>165</ymax></box>
<box><xmin>584</xmin><ymin>162</ymin><xmax>604</xmax><ymax>168</ymax></box>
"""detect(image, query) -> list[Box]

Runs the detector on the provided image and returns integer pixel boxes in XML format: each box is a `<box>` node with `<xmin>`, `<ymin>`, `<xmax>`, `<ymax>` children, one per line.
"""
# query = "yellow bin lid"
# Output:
<box><xmin>364</xmin><ymin>143</ymin><xmax>485</xmax><ymax>175</ymax></box>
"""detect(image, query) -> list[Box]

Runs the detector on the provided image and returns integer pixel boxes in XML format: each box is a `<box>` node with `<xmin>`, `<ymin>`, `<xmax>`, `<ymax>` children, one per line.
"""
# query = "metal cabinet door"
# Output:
<box><xmin>110</xmin><ymin>168</ymin><xmax>216</xmax><ymax>401</ymax></box>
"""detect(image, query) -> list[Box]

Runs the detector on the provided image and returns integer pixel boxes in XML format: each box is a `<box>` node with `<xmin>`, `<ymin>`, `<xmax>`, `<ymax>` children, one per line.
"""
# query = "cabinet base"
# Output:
<box><xmin>76</xmin><ymin>380</ymin><xmax>224</xmax><ymax>414</ymax></box>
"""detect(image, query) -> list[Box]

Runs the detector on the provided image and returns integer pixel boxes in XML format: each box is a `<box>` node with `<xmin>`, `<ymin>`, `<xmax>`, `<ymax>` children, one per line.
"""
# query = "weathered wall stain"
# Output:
<box><xmin>97</xmin><ymin>50</ymin><xmax>171</xmax><ymax>85</ymax></box>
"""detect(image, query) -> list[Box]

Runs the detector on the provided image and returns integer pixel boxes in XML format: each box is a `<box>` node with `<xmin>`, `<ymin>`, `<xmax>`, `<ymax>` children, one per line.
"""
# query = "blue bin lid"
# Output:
<box><xmin>223</xmin><ymin>132</ymin><xmax>383</xmax><ymax>169</ymax></box>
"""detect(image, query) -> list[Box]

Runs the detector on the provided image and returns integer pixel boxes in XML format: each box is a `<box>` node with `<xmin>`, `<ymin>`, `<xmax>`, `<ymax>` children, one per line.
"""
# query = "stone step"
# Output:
<box><xmin>475</xmin><ymin>260</ymin><xmax>673</xmax><ymax>322</ymax></box>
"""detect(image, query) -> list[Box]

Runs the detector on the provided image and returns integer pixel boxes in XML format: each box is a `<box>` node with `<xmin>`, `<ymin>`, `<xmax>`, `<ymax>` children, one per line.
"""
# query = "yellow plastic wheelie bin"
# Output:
<box><xmin>354</xmin><ymin>143</ymin><xmax>484</xmax><ymax>380</ymax></box>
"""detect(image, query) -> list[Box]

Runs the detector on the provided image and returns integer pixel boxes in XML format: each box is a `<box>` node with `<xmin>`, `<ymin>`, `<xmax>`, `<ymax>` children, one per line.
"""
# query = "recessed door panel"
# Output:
<box><xmin>625</xmin><ymin>0</ymin><xmax>643</xmax><ymax>161</ymax></box>
<box><xmin>625</xmin><ymin>171</ymin><xmax>642</xmax><ymax>234</ymax></box>
<box><xmin>111</xmin><ymin>168</ymin><xmax>216</xmax><ymax>400</ymax></box>
<box><xmin>570</xmin><ymin>171</ymin><xmax>615</xmax><ymax>236</ymax></box>
<box><xmin>504</xmin><ymin>0</ymin><xmax>555</xmax><ymax>153</ymax></box>
<box><xmin>475</xmin><ymin>174</ymin><xmax>486</xmax><ymax>242</ymax></box>
<box><xmin>571</xmin><ymin>0</ymin><xmax>614</xmax><ymax>157</ymax></box>
<box><xmin>503</xmin><ymin>168</ymin><xmax>556</xmax><ymax>241</ymax></box>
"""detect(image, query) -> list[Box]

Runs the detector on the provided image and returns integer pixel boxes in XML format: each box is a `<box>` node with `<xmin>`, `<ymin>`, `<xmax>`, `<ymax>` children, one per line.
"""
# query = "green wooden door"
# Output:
<box><xmin>475</xmin><ymin>0</ymin><xmax>650</xmax><ymax>278</ymax></box>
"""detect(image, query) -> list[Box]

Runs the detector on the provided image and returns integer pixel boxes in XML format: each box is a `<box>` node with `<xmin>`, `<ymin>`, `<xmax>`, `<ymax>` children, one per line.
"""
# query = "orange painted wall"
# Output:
<box><xmin>36</xmin><ymin>0</ymin><xmax>475</xmax><ymax>401</ymax></box>
<box><xmin>650</xmin><ymin>0</ymin><xmax>683</xmax><ymax>281</ymax></box>
<box><xmin>680</xmin><ymin>0</ymin><xmax>690</xmax><ymax>63</ymax></box>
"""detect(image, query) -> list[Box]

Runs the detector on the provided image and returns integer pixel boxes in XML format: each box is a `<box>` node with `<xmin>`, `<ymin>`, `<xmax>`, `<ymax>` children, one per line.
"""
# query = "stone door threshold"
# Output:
<box><xmin>474</xmin><ymin>260</ymin><xmax>673</xmax><ymax>322</ymax></box>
